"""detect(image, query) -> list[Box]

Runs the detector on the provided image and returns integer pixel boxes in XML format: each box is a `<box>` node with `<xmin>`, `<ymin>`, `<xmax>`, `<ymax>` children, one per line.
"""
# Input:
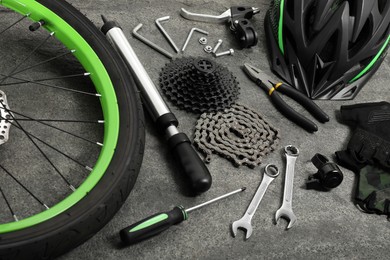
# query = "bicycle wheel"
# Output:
<box><xmin>0</xmin><ymin>0</ymin><xmax>144</xmax><ymax>259</ymax></box>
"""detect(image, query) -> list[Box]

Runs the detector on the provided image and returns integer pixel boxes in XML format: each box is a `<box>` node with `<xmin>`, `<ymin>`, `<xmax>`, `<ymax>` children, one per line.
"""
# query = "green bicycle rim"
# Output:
<box><xmin>0</xmin><ymin>0</ymin><xmax>119</xmax><ymax>233</ymax></box>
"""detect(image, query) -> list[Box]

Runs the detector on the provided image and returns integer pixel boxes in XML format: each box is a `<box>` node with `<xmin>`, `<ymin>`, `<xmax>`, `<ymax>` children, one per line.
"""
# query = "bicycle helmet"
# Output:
<box><xmin>265</xmin><ymin>0</ymin><xmax>390</xmax><ymax>100</ymax></box>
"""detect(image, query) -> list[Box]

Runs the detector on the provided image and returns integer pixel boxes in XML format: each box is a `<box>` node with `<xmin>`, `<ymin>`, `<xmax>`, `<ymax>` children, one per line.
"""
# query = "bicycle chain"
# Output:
<box><xmin>193</xmin><ymin>103</ymin><xmax>280</xmax><ymax>168</ymax></box>
<box><xmin>159</xmin><ymin>57</ymin><xmax>240</xmax><ymax>113</ymax></box>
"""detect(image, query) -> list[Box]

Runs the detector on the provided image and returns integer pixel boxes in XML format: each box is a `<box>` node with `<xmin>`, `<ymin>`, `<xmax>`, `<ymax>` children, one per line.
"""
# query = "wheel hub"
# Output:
<box><xmin>0</xmin><ymin>90</ymin><xmax>13</xmax><ymax>145</ymax></box>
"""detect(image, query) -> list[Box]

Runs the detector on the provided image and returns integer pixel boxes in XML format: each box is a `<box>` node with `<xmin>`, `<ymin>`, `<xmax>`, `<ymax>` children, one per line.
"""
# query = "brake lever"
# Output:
<box><xmin>180</xmin><ymin>8</ymin><xmax>232</xmax><ymax>23</ymax></box>
<box><xmin>180</xmin><ymin>6</ymin><xmax>259</xmax><ymax>49</ymax></box>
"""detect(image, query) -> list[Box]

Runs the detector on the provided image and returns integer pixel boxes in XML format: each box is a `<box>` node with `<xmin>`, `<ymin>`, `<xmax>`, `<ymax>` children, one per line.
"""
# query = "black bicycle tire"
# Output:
<box><xmin>0</xmin><ymin>0</ymin><xmax>145</xmax><ymax>259</ymax></box>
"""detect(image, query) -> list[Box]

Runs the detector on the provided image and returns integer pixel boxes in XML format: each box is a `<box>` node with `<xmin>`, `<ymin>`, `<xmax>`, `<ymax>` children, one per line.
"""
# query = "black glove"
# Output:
<box><xmin>337</xmin><ymin>101</ymin><xmax>390</xmax><ymax>169</ymax></box>
<box><xmin>336</xmin><ymin>101</ymin><xmax>390</xmax><ymax>218</ymax></box>
<box><xmin>355</xmin><ymin>165</ymin><xmax>390</xmax><ymax>217</ymax></box>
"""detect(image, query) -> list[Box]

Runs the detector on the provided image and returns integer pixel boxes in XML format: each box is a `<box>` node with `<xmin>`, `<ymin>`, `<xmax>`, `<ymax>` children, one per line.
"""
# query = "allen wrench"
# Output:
<box><xmin>181</xmin><ymin>28</ymin><xmax>209</xmax><ymax>52</ymax></box>
<box><xmin>132</xmin><ymin>23</ymin><xmax>173</xmax><ymax>59</ymax></box>
<box><xmin>155</xmin><ymin>16</ymin><xmax>180</xmax><ymax>53</ymax></box>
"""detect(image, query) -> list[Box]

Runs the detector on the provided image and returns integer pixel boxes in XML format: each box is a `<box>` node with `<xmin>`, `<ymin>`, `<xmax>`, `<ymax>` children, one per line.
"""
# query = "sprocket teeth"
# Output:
<box><xmin>159</xmin><ymin>57</ymin><xmax>240</xmax><ymax>114</ymax></box>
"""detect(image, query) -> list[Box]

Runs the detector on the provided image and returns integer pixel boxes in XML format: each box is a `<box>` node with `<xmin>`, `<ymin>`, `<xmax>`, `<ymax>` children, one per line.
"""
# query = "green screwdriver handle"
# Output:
<box><xmin>119</xmin><ymin>206</ymin><xmax>187</xmax><ymax>245</ymax></box>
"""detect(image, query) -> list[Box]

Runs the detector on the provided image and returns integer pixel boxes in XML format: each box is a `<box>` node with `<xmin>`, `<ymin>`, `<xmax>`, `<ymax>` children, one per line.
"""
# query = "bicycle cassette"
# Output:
<box><xmin>159</xmin><ymin>57</ymin><xmax>240</xmax><ymax>113</ymax></box>
<box><xmin>193</xmin><ymin>103</ymin><xmax>280</xmax><ymax>168</ymax></box>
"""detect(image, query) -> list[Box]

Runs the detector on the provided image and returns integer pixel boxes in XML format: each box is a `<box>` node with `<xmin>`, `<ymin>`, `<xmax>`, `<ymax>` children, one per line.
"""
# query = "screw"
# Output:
<box><xmin>212</xmin><ymin>39</ymin><xmax>223</xmax><ymax>54</ymax></box>
<box><xmin>214</xmin><ymin>49</ymin><xmax>234</xmax><ymax>57</ymax></box>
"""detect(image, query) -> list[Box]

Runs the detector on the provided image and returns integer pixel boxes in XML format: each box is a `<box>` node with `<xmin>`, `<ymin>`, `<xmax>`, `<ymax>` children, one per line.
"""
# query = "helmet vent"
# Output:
<box><xmin>349</xmin><ymin>18</ymin><xmax>371</xmax><ymax>58</ymax></box>
<box><xmin>286</xmin><ymin>0</ymin><xmax>295</xmax><ymax>20</ymax></box>
<box><xmin>378</xmin><ymin>0</ymin><xmax>387</xmax><ymax>14</ymax></box>
<box><xmin>314</xmin><ymin>57</ymin><xmax>333</xmax><ymax>87</ymax></box>
<box><xmin>376</xmin><ymin>23</ymin><xmax>390</xmax><ymax>47</ymax></box>
<box><xmin>305</xmin><ymin>1</ymin><xmax>318</xmax><ymax>41</ymax></box>
<box><xmin>291</xmin><ymin>64</ymin><xmax>300</xmax><ymax>84</ymax></box>
<box><xmin>319</xmin><ymin>32</ymin><xmax>338</xmax><ymax>62</ymax></box>
<box><xmin>341</xmin><ymin>85</ymin><xmax>358</xmax><ymax>99</ymax></box>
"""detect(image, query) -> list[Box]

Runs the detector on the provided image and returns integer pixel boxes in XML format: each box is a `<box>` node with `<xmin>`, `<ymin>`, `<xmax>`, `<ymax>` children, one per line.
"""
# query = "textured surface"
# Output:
<box><xmin>159</xmin><ymin>57</ymin><xmax>240</xmax><ymax>114</ymax></box>
<box><xmin>50</xmin><ymin>0</ymin><xmax>388</xmax><ymax>259</ymax></box>
<box><xmin>194</xmin><ymin>103</ymin><xmax>280</xmax><ymax>168</ymax></box>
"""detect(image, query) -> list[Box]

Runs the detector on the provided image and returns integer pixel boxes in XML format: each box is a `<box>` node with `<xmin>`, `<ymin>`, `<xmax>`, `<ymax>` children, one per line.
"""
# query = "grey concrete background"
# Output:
<box><xmin>61</xmin><ymin>0</ymin><xmax>389</xmax><ymax>259</ymax></box>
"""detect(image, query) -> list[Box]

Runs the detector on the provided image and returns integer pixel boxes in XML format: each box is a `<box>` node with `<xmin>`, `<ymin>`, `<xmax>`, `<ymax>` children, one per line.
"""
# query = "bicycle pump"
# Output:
<box><xmin>101</xmin><ymin>17</ymin><xmax>212</xmax><ymax>193</ymax></box>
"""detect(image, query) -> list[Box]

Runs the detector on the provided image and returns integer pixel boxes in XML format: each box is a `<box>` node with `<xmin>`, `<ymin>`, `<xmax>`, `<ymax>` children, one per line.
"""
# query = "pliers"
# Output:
<box><xmin>243</xmin><ymin>63</ymin><xmax>329</xmax><ymax>132</ymax></box>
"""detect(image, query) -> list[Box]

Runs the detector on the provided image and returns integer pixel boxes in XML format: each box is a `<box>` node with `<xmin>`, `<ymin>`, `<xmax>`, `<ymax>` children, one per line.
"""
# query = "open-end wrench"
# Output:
<box><xmin>275</xmin><ymin>145</ymin><xmax>299</xmax><ymax>229</ymax></box>
<box><xmin>232</xmin><ymin>164</ymin><xmax>279</xmax><ymax>239</ymax></box>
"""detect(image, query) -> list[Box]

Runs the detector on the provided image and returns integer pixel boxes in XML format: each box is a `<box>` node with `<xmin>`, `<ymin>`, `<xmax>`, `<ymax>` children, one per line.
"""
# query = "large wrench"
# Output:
<box><xmin>232</xmin><ymin>164</ymin><xmax>279</xmax><ymax>239</ymax></box>
<box><xmin>275</xmin><ymin>145</ymin><xmax>299</xmax><ymax>229</ymax></box>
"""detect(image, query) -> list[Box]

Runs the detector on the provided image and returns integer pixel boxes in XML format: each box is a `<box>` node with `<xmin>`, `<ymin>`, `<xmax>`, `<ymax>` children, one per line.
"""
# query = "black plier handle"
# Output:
<box><xmin>265</xmin><ymin>81</ymin><xmax>329</xmax><ymax>132</ymax></box>
<box><xmin>244</xmin><ymin>64</ymin><xmax>329</xmax><ymax>132</ymax></box>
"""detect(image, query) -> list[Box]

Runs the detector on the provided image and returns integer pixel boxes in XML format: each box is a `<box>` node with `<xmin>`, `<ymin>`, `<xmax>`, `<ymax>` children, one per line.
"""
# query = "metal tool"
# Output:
<box><xmin>102</xmin><ymin>17</ymin><xmax>212</xmax><ymax>193</ymax></box>
<box><xmin>215</xmin><ymin>49</ymin><xmax>234</xmax><ymax>57</ymax></box>
<box><xmin>180</xmin><ymin>6</ymin><xmax>259</xmax><ymax>48</ymax></box>
<box><xmin>243</xmin><ymin>63</ymin><xmax>330</xmax><ymax>132</ymax></box>
<box><xmin>212</xmin><ymin>39</ymin><xmax>223</xmax><ymax>54</ymax></box>
<box><xmin>194</xmin><ymin>103</ymin><xmax>280</xmax><ymax>168</ymax></box>
<box><xmin>159</xmin><ymin>57</ymin><xmax>240</xmax><ymax>114</ymax></box>
<box><xmin>232</xmin><ymin>164</ymin><xmax>279</xmax><ymax>239</ymax></box>
<box><xmin>0</xmin><ymin>91</ymin><xmax>13</xmax><ymax>145</ymax></box>
<box><xmin>120</xmin><ymin>187</ymin><xmax>246</xmax><ymax>245</ymax></box>
<box><xmin>155</xmin><ymin>16</ymin><xmax>180</xmax><ymax>53</ymax></box>
<box><xmin>199</xmin><ymin>37</ymin><xmax>207</xmax><ymax>45</ymax></box>
<box><xmin>204</xmin><ymin>46</ymin><xmax>213</xmax><ymax>53</ymax></box>
<box><xmin>182</xmin><ymin>28</ymin><xmax>209</xmax><ymax>52</ymax></box>
<box><xmin>132</xmin><ymin>23</ymin><xmax>174</xmax><ymax>59</ymax></box>
<box><xmin>275</xmin><ymin>145</ymin><xmax>299</xmax><ymax>229</ymax></box>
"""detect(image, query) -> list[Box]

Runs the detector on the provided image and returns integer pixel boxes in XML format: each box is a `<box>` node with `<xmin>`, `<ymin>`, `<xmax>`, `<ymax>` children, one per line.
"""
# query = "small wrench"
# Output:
<box><xmin>275</xmin><ymin>145</ymin><xmax>299</xmax><ymax>229</ymax></box>
<box><xmin>232</xmin><ymin>164</ymin><xmax>279</xmax><ymax>239</ymax></box>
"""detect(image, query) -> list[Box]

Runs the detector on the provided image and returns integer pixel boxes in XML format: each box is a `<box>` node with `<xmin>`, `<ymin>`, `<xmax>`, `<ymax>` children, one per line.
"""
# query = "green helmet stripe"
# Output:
<box><xmin>278</xmin><ymin>0</ymin><xmax>285</xmax><ymax>54</ymax></box>
<box><xmin>350</xmin><ymin>34</ymin><xmax>390</xmax><ymax>83</ymax></box>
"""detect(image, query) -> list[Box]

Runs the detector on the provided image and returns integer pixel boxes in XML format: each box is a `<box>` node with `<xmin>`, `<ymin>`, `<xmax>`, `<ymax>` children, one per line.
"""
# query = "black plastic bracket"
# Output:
<box><xmin>307</xmin><ymin>153</ymin><xmax>343</xmax><ymax>191</ymax></box>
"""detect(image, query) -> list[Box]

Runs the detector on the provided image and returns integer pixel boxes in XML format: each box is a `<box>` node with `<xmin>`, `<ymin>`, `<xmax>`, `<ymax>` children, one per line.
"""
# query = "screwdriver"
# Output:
<box><xmin>119</xmin><ymin>187</ymin><xmax>246</xmax><ymax>245</ymax></box>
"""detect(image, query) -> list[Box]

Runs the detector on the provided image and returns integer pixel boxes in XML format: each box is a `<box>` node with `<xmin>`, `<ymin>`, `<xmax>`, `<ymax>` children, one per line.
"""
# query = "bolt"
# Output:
<box><xmin>212</xmin><ymin>39</ymin><xmax>223</xmax><ymax>54</ymax></box>
<box><xmin>214</xmin><ymin>49</ymin><xmax>234</xmax><ymax>57</ymax></box>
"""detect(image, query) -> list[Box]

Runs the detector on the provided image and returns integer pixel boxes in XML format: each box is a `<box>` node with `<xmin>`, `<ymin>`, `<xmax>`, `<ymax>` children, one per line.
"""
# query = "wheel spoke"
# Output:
<box><xmin>0</xmin><ymin>185</ymin><xmax>18</xmax><ymax>221</ymax></box>
<box><xmin>0</xmin><ymin>32</ymin><xmax>54</xmax><ymax>85</ymax></box>
<box><xmin>0</xmin><ymin>101</ymin><xmax>75</xmax><ymax>191</ymax></box>
<box><xmin>0</xmin><ymin>164</ymin><xmax>49</xmax><ymax>210</ymax></box>
<box><xmin>7</xmin><ymin>118</ymin><xmax>103</xmax><ymax>124</ymax></box>
<box><xmin>0</xmin><ymin>72</ymin><xmax>91</xmax><ymax>87</ymax></box>
<box><xmin>6</xmin><ymin>108</ymin><xmax>103</xmax><ymax>146</ymax></box>
<box><xmin>0</xmin><ymin>73</ymin><xmax>100</xmax><ymax>96</ymax></box>
<box><xmin>0</xmin><ymin>14</ymin><xmax>28</xmax><ymax>36</ymax></box>
<box><xmin>1</xmin><ymin>116</ymin><xmax>96</xmax><ymax>170</ymax></box>
<box><xmin>1</xmin><ymin>50</ymin><xmax>74</xmax><ymax>81</ymax></box>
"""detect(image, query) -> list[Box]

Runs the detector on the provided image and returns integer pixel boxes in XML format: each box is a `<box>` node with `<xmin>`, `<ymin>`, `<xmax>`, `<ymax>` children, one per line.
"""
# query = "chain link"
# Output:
<box><xmin>193</xmin><ymin>103</ymin><xmax>280</xmax><ymax>168</ymax></box>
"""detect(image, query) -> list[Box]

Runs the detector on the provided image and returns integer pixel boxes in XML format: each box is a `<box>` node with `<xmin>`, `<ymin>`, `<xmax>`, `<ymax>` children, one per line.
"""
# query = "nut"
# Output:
<box><xmin>199</xmin><ymin>37</ymin><xmax>208</xmax><ymax>45</ymax></box>
<box><xmin>204</xmin><ymin>45</ymin><xmax>213</xmax><ymax>53</ymax></box>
